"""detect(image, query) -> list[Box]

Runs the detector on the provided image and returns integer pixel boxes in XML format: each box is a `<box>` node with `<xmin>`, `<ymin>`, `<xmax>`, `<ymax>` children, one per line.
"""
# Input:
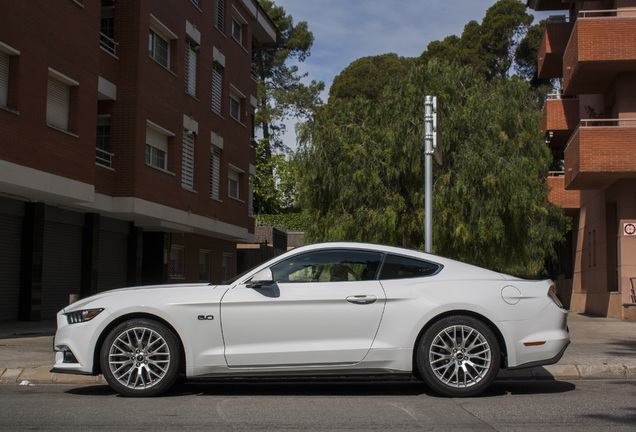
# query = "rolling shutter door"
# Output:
<box><xmin>0</xmin><ymin>213</ymin><xmax>22</xmax><ymax>321</ymax></box>
<box><xmin>42</xmin><ymin>221</ymin><xmax>82</xmax><ymax>319</ymax></box>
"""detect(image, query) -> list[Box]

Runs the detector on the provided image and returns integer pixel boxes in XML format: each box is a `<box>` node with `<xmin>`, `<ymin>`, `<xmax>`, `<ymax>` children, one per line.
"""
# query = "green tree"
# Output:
<box><xmin>296</xmin><ymin>61</ymin><xmax>565</xmax><ymax>277</ymax></box>
<box><xmin>421</xmin><ymin>0</ymin><xmax>533</xmax><ymax>80</ymax></box>
<box><xmin>329</xmin><ymin>53</ymin><xmax>413</xmax><ymax>102</ymax></box>
<box><xmin>515</xmin><ymin>19</ymin><xmax>554</xmax><ymax>90</ymax></box>
<box><xmin>252</xmin><ymin>1</ymin><xmax>324</xmax><ymax>214</ymax></box>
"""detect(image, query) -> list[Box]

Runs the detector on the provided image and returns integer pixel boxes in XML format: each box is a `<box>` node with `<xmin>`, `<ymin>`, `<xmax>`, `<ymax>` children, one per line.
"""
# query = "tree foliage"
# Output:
<box><xmin>329</xmin><ymin>53</ymin><xmax>414</xmax><ymax>102</ymax></box>
<box><xmin>252</xmin><ymin>1</ymin><xmax>324</xmax><ymax>213</ymax></box>
<box><xmin>296</xmin><ymin>60</ymin><xmax>566</xmax><ymax>277</ymax></box>
<box><xmin>421</xmin><ymin>0</ymin><xmax>533</xmax><ymax>80</ymax></box>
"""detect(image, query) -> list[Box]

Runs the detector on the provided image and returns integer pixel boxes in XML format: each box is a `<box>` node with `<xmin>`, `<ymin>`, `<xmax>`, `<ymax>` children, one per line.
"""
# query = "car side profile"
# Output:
<box><xmin>52</xmin><ymin>242</ymin><xmax>570</xmax><ymax>397</ymax></box>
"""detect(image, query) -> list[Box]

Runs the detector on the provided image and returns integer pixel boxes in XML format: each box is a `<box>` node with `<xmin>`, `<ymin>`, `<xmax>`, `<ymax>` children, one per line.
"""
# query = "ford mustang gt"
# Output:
<box><xmin>53</xmin><ymin>242</ymin><xmax>569</xmax><ymax>397</ymax></box>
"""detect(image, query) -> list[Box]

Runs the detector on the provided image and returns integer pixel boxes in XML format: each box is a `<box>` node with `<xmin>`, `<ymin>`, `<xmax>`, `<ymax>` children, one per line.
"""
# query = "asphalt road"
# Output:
<box><xmin>1</xmin><ymin>379</ymin><xmax>635</xmax><ymax>431</ymax></box>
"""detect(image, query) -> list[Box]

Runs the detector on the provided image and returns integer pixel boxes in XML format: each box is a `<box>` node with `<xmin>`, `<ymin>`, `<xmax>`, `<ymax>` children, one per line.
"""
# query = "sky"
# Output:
<box><xmin>269</xmin><ymin>0</ymin><xmax>551</xmax><ymax>149</ymax></box>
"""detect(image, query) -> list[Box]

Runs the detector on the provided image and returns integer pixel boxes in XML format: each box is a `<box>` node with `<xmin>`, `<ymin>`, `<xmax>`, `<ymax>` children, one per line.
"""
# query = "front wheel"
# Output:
<box><xmin>100</xmin><ymin>318</ymin><xmax>181</xmax><ymax>397</ymax></box>
<box><xmin>416</xmin><ymin>315</ymin><xmax>500</xmax><ymax>397</ymax></box>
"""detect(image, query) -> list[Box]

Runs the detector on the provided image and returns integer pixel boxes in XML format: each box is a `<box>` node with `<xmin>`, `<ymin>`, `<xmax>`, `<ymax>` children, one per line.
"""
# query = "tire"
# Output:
<box><xmin>100</xmin><ymin>318</ymin><xmax>181</xmax><ymax>397</ymax></box>
<box><xmin>416</xmin><ymin>315</ymin><xmax>500</xmax><ymax>397</ymax></box>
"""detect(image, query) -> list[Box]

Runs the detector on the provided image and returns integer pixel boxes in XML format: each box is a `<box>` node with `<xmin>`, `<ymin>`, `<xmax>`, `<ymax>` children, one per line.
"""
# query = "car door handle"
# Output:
<box><xmin>346</xmin><ymin>295</ymin><xmax>377</xmax><ymax>305</ymax></box>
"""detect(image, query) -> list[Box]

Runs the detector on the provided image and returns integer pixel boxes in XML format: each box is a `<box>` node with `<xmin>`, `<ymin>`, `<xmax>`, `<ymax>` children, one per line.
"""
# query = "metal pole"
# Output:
<box><xmin>424</xmin><ymin>96</ymin><xmax>434</xmax><ymax>253</ymax></box>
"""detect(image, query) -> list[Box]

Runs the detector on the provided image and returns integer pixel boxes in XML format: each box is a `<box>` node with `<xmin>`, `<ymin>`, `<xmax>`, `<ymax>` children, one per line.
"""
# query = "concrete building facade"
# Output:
<box><xmin>528</xmin><ymin>0</ymin><xmax>636</xmax><ymax>320</ymax></box>
<box><xmin>0</xmin><ymin>0</ymin><xmax>276</xmax><ymax>321</ymax></box>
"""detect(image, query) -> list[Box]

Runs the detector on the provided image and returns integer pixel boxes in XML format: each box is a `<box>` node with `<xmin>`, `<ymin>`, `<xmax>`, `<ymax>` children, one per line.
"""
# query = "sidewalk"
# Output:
<box><xmin>0</xmin><ymin>313</ymin><xmax>635</xmax><ymax>385</ymax></box>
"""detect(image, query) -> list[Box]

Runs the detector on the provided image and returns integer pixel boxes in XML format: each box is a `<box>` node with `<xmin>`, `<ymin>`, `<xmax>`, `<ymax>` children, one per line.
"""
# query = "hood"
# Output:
<box><xmin>63</xmin><ymin>283</ymin><xmax>214</xmax><ymax>312</ymax></box>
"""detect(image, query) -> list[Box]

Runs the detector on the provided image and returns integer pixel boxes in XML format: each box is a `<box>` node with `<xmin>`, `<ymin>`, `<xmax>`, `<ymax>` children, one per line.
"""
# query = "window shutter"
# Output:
<box><xmin>215</xmin><ymin>0</ymin><xmax>225</xmax><ymax>32</ymax></box>
<box><xmin>182</xmin><ymin>130</ymin><xmax>195</xmax><ymax>189</ymax></box>
<box><xmin>146</xmin><ymin>126</ymin><xmax>168</xmax><ymax>153</ymax></box>
<box><xmin>0</xmin><ymin>52</ymin><xmax>8</xmax><ymax>107</ymax></box>
<box><xmin>211</xmin><ymin>63</ymin><xmax>223</xmax><ymax>115</ymax></box>
<box><xmin>185</xmin><ymin>42</ymin><xmax>197</xmax><ymax>96</ymax></box>
<box><xmin>209</xmin><ymin>148</ymin><xmax>221</xmax><ymax>200</ymax></box>
<box><xmin>47</xmin><ymin>77</ymin><xmax>70</xmax><ymax>130</ymax></box>
<box><xmin>228</xmin><ymin>169</ymin><xmax>239</xmax><ymax>199</ymax></box>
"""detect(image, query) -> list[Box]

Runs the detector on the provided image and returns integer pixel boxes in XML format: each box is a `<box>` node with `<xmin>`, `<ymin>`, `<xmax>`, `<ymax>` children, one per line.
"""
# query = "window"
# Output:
<box><xmin>231</xmin><ymin>17</ymin><xmax>242</xmax><ymax>44</ymax></box>
<box><xmin>229</xmin><ymin>94</ymin><xmax>241</xmax><ymax>121</ymax></box>
<box><xmin>209</xmin><ymin>148</ymin><xmax>221</xmax><ymax>200</ymax></box>
<box><xmin>170</xmin><ymin>246</ymin><xmax>185</xmax><ymax>278</ymax></box>
<box><xmin>149</xmin><ymin>29</ymin><xmax>170</xmax><ymax>67</ymax></box>
<box><xmin>0</xmin><ymin>51</ymin><xmax>9</xmax><ymax>108</ymax></box>
<box><xmin>100</xmin><ymin>6</ymin><xmax>117</xmax><ymax>55</ymax></box>
<box><xmin>270</xmin><ymin>250</ymin><xmax>384</xmax><ymax>283</ymax></box>
<box><xmin>0</xmin><ymin>42</ymin><xmax>18</xmax><ymax>110</ymax></box>
<box><xmin>379</xmin><ymin>255</ymin><xmax>441</xmax><ymax>280</ymax></box>
<box><xmin>228</xmin><ymin>168</ymin><xmax>240</xmax><ymax>199</ymax></box>
<box><xmin>146</xmin><ymin>123</ymin><xmax>171</xmax><ymax>170</ymax></box>
<box><xmin>181</xmin><ymin>129</ymin><xmax>195</xmax><ymax>189</ymax></box>
<box><xmin>199</xmin><ymin>250</ymin><xmax>210</xmax><ymax>282</ymax></box>
<box><xmin>47</xmin><ymin>70</ymin><xmax>78</xmax><ymax>132</ymax></box>
<box><xmin>211</xmin><ymin>63</ymin><xmax>223</xmax><ymax>115</ymax></box>
<box><xmin>222</xmin><ymin>253</ymin><xmax>233</xmax><ymax>282</ymax></box>
<box><xmin>96</xmin><ymin>116</ymin><xmax>113</xmax><ymax>168</ymax></box>
<box><xmin>215</xmin><ymin>0</ymin><xmax>225</xmax><ymax>33</ymax></box>
<box><xmin>184</xmin><ymin>39</ymin><xmax>197</xmax><ymax>96</ymax></box>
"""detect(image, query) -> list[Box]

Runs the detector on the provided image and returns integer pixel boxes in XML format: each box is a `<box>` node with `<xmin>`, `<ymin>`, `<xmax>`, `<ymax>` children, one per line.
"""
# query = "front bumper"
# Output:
<box><xmin>52</xmin><ymin>308</ymin><xmax>111</xmax><ymax>375</ymax></box>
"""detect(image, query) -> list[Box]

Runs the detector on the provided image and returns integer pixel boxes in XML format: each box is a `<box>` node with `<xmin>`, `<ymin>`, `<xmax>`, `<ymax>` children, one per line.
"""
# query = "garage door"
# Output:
<box><xmin>0</xmin><ymin>213</ymin><xmax>22</xmax><ymax>321</ymax></box>
<box><xmin>42</xmin><ymin>220</ymin><xmax>82</xmax><ymax>319</ymax></box>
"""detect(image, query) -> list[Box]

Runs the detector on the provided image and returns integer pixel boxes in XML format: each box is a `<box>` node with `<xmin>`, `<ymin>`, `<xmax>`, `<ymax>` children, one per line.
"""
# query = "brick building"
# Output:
<box><xmin>528</xmin><ymin>0</ymin><xmax>636</xmax><ymax>320</ymax></box>
<box><xmin>0</xmin><ymin>0</ymin><xmax>276</xmax><ymax>321</ymax></box>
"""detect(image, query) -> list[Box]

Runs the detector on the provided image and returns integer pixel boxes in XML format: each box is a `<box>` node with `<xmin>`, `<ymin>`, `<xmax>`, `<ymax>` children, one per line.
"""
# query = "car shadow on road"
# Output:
<box><xmin>66</xmin><ymin>377</ymin><xmax>576</xmax><ymax>398</ymax></box>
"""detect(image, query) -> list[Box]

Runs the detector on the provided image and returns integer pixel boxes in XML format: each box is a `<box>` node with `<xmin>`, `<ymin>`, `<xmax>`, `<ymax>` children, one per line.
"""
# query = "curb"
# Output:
<box><xmin>1</xmin><ymin>365</ymin><xmax>635</xmax><ymax>386</ymax></box>
<box><xmin>496</xmin><ymin>364</ymin><xmax>636</xmax><ymax>381</ymax></box>
<box><xmin>0</xmin><ymin>367</ymin><xmax>106</xmax><ymax>385</ymax></box>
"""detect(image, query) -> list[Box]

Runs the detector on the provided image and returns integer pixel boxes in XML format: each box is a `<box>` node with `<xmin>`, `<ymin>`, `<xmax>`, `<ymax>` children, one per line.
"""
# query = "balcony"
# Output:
<box><xmin>563</xmin><ymin>10</ymin><xmax>636</xmax><ymax>94</ymax></box>
<box><xmin>537</xmin><ymin>17</ymin><xmax>574</xmax><ymax>79</ymax></box>
<box><xmin>526</xmin><ymin>0</ymin><xmax>569</xmax><ymax>11</ymax></box>
<box><xmin>564</xmin><ymin>119</ymin><xmax>636</xmax><ymax>190</ymax></box>
<box><xmin>547</xmin><ymin>174</ymin><xmax>581</xmax><ymax>215</ymax></box>
<box><xmin>541</xmin><ymin>93</ymin><xmax>579</xmax><ymax>149</ymax></box>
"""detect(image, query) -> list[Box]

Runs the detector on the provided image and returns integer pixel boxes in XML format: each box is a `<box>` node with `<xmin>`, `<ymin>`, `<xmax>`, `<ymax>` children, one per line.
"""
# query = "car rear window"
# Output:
<box><xmin>379</xmin><ymin>254</ymin><xmax>441</xmax><ymax>280</ymax></box>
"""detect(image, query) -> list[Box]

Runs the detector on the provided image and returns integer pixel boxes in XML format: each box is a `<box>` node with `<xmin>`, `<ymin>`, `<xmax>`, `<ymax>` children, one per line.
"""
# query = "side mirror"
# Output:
<box><xmin>245</xmin><ymin>268</ymin><xmax>274</xmax><ymax>289</ymax></box>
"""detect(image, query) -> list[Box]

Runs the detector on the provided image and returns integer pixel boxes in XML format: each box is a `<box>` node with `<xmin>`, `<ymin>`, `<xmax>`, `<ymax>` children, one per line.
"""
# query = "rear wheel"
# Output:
<box><xmin>416</xmin><ymin>315</ymin><xmax>500</xmax><ymax>397</ymax></box>
<box><xmin>100</xmin><ymin>318</ymin><xmax>181</xmax><ymax>397</ymax></box>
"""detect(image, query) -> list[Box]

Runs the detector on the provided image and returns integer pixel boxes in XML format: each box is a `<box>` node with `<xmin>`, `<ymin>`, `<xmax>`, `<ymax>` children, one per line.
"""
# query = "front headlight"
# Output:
<box><xmin>65</xmin><ymin>308</ymin><xmax>104</xmax><ymax>324</ymax></box>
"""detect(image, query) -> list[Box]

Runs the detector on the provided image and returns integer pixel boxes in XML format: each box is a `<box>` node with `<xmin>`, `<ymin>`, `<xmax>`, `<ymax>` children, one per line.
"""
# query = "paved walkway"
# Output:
<box><xmin>0</xmin><ymin>313</ymin><xmax>635</xmax><ymax>385</ymax></box>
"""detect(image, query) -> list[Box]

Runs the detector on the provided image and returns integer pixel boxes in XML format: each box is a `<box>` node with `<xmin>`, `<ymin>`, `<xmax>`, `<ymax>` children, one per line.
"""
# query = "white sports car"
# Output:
<box><xmin>53</xmin><ymin>242</ymin><xmax>569</xmax><ymax>397</ymax></box>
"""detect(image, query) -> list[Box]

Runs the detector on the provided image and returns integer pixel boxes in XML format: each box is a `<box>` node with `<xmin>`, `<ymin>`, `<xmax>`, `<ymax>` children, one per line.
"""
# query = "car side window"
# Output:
<box><xmin>270</xmin><ymin>250</ymin><xmax>383</xmax><ymax>283</ymax></box>
<box><xmin>379</xmin><ymin>254</ymin><xmax>440</xmax><ymax>280</ymax></box>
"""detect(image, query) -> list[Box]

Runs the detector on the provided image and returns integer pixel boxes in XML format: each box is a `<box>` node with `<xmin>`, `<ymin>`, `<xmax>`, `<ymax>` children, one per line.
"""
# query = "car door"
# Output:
<box><xmin>221</xmin><ymin>249</ymin><xmax>386</xmax><ymax>368</ymax></box>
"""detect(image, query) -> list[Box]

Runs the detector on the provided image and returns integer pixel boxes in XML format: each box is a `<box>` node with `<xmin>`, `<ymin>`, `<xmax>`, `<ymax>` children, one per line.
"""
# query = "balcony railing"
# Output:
<box><xmin>546</xmin><ymin>92</ymin><xmax>577</xmax><ymax>101</ymax></box>
<box><xmin>563</xmin><ymin>10</ymin><xmax>636</xmax><ymax>93</ymax></box>
<box><xmin>578</xmin><ymin>118</ymin><xmax>636</xmax><ymax>128</ymax></box>
<box><xmin>99</xmin><ymin>32</ymin><xmax>118</xmax><ymax>56</ymax></box>
<box><xmin>547</xmin><ymin>15</ymin><xmax>569</xmax><ymax>23</ymax></box>
<box><xmin>579</xmin><ymin>8</ymin><xmax>636</xmax><ymax>18</ymax></box>
<box><xmin>96</xmin><ymin>148</ymin><xmax>114</xmax><ymax>168</ymax></box>
<box><xmin>563</xmin><ymin>118</ymin><xmax>636</xmax><ymax>189</ymax></box>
